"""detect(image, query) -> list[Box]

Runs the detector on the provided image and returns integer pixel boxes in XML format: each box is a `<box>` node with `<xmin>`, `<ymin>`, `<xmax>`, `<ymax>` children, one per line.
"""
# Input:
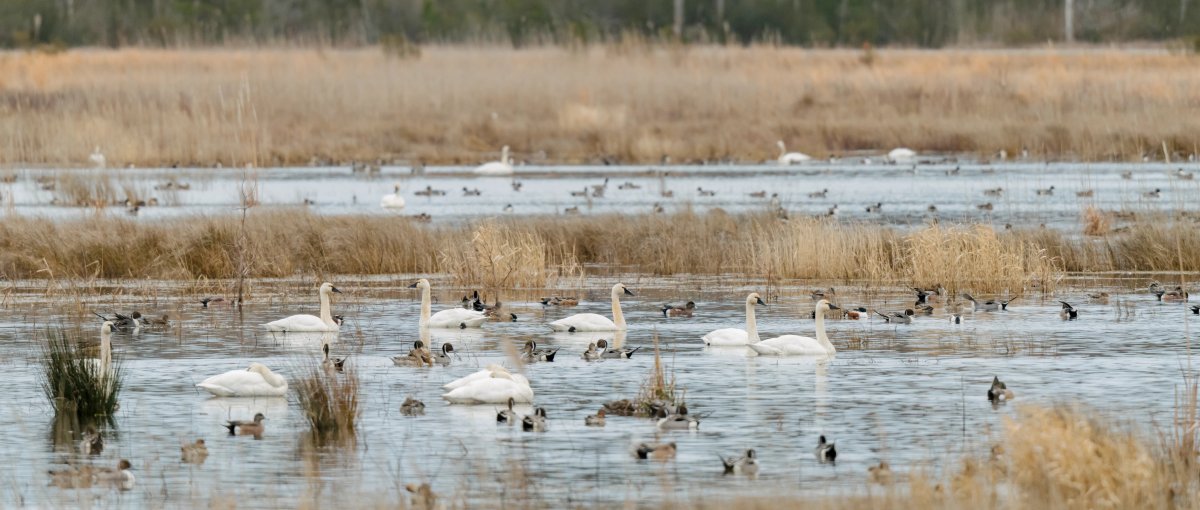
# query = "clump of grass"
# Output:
<box><xmin>39</xmin><ymin>328</ymin><xmax>121</xmax><ymax>422</ymax></box>
<box><xmin>605</xmin><ymin>335</ymin><xmax>680</xmax><ymax>417</ymax></box>
<box><xmin>439</xmin><ymin>221</ymin><xmax>550</xmax><ymax>290</ymax></box>
<box><xmin>906</xmin><ymin>224</ymin><xmax>1059</xmax><ymax>294</ymax></box>
<box><xmin>292</xmin><ymin>361</ymin><xmax>359</xmax><ymax>444</ymax></box>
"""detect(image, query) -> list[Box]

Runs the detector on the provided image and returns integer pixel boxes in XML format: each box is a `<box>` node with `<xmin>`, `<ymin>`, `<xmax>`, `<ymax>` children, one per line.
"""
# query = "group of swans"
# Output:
<box><xmin>703</xmin><ymin>293</ymin><xmax>839</xmax><ymax>357</ymax></box>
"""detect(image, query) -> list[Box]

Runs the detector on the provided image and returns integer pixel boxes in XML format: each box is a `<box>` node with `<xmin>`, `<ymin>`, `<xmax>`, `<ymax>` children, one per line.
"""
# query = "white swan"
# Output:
<box><xmin>86</xmin><ymin>321</ymin><xmax>115</xmax><ymax>376</ymax></box>
<box><xmin>887</xmin><ymin>147</ymin><xmax>917</xmax><ymax>164</ymax></box>
<box><xmin>549</xmin><ymin>283</ymin><xmax>633</xmax><ymax>332</ymax></box>
<box><xmin>263</xmin><ymin>282</ymin><xmax>342</xmax><ymax>332</ymax></box>
<box><xmin>196</xmin><ymin>363</ymin><xmax>288</xmax><ymax>397</ymax></box>
<box><xmin>474</xmin><ymin>145</ymin><xmax>514</xmax><ymax>175</ymax></box>
<box><xmin>442</xmin><ymin>364</ymin><xmax>533</xmax><ymax>404</ymax></box>
<box><xmin>381</xmin><ymin>184</ymin><xmax>406</xmax><ymax>209</ymax></box>
<box><xmin>777</xmin><ymin>141</ymin><xmax>811</xmax><ymax>165</ymax></box>
<box><xmin>89</xmin><ymin>146</ymin><xmax>106</xmax><ymax>168</ymax></box>
<box><xmin>749</xmin><ymin>299</ymin><xmax>839</xmax><ymax>356</ymax></box>
<box><xmin>412</xmin><ymin>279</ymin><xmax>487</xmax><ymax>328</ymax></box>
<box><xmin>702</xmin><ymin>293</ymin><xmax>766</xmax><ymax>346</ymax></box>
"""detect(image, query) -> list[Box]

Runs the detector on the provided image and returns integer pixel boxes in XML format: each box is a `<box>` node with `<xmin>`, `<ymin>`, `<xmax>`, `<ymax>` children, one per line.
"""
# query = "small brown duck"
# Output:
<box><xmin>225</xmin><ymin>413</ymin><xmax>266</xmax><ymax>439</ymax></box>
<box><xmin>661</xmin><ymin>301</ymin><xmax>696</xmax><ymax>317</ymax></box>
<box><xmin>181</xmin><ymin>439</ymin><xmax>208</xmax><ymax>464</ymax></box>
<box><xmin>585</xmin><ymin>408</ymin><xmax>606</xmax><ymax>427</ymax></box>
<box><xmin>401</xmin><ymin>396</ymin><xmax>426</xmax><ymax>416</ymax></box>
<box><xmin>636</xmin><ymin>442</ymin><xmax>677</xmax><ymax>461</ymax></box>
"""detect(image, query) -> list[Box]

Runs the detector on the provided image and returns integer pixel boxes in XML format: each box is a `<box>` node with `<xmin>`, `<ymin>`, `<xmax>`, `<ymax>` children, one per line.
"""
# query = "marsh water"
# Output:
<box><xmin>3</xmin><ymin>160</ymin><xmax>1199</xmax><ymax>229</ymax></box>
<box><xmin>0</xmin><ymin>275</ymin><xmax>1197</xmax><ymax>507</ymax></box>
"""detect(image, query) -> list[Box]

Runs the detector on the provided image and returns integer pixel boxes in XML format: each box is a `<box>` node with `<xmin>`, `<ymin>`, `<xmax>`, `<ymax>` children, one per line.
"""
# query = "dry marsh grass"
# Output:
<box><xmin>1</xmin><ymin>210</ymin><xmax>1197</xmax><ymax>291</ymax></box>
<box><xmin>292</xmin><ymin>359</ymin><xmax>360</xmax><ymax>445</ymax></box>
<box><xmin>2</xmin><ymin>47</ymin><xmax>1200</xmax><ymax>166</ymax></box>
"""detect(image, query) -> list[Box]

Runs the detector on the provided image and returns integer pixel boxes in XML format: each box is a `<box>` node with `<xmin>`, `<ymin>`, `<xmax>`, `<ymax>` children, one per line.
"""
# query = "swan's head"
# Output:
<box><xmin>613</xmin><ymin>283</ymin><xmax>634</xmax><ymax>296</ymax></box>
<box><xmin>409</xmin><ymin>279</ymin><xmax>431</xmax><ymax>291</ymax></box>
<box><xmin>747</xmin><ymin>293</ymin><xmax>767</xmax><ymax>306</ymax></box>
<box><xmin>776</xmin><ymin>140</ymin><xmax>786</xmax><ymax>150</ymax></box>
<box><xmin>101</xmin><ymin>321</ymin><xmax>115</xmax><ymax>334</ymax></box>
<box><xmin>815</xmin><ymin>299</ymin><xmax>839</xmax><ymax>312</ymax></box>
<box><xmin>394</xmin><ymin>183</ymin><xmax>401</xmax><ymax>193</ymax></box>
<box><xmin>319</xmin><ymin>282</ymin><xmax>342</xmax><ymax>295</ymax></box>
<box><xmin>246</xmin><ymin>363</ymin><xmax>274</xmax><ymax>376</ymax></box>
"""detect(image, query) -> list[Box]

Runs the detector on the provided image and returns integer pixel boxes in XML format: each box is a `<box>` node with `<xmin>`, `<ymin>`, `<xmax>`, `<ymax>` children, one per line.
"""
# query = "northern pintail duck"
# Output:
<box><xmin>697</xmin><ymin>187</ymin><xmax>716</xmax><ymax>196</ymax></box>
<box><xmin>815</xmin><ymin>435</ymin><xmax>837</xmax><ymax>463</ymax></box>
<box><xmin>225</xmin><ymin>413</ymin><xmax>266</xmax><ymax>438</ymax></box>
<box><xmin>914</xmin><ymin>286</ymin><xmax>943</xmax><ymax>303</ymax></box>
<box><xmin>596</xmin><ymin>339</ymin><xmax>639</xmax><ymax>359</ymax></box>
<box><xmin>949</xmin><ymin>313</ymin><xmax>963</xmax><ymax>324</ymax></box>
<box><xmin>200</xmin><ymin>296</ymin><xmax>226</xmax><ymax>308</ymax></box>
<box><xmin>1191</xmin><ymin>305</ymin><xmax>1199</xmax><ymax>315</ymax></box>
<box><xmin>619</xmin><ymin>181</ymin><xmax>641</xmax><ymax>190</ymax></box>
<box><xmin>1143</xmin><ymin>188</ymin><xmax>1162</xmax><ymax>198</ymax></box>
<box><xmin>982</xmin><ymin>187</ymin><xmax>1003</xmax><ymax>197</ymax></box>
<box><xmin>808</xmin><ymin>188</ymin><xmax>829</xmax><ymax>198</ymax></box>
<box><xmin>875</xmin><ymin>309</ymin><xmax>913</xmax><ymax>324</ymax></box>
<box><xmin>523</xmin><ymin>340</ymin><xmax>559</xmax><ymax>363</ymax></box>
<box><xmin>414</xmin><ymin>185</ymin><xmax>446</xmax><ymax>197</ymax></box>
<box><xmin>662</xmin><ymin>301</ymin><xmax>696</xmax><ymax>317</ymax></box>
<box><xmin>720</xmin><ymin>449</ymin><xmax>759</xmax><ymax>476</ymax></box>
<box><xmin>865</xmin><ymin>202</ymin><xmax>882</xmax><ymax>213</ymax></box>
<box><xmin>1076</xmin><ymin>189</ymin><xmax>1094</xmax><ymax>197</ymax></box>
<box><xmin>585</xmin><ymin>408</ymin><xmax>606</xmax><ymax>426</ymax></box>
<box><xmin>655</xmin><ymin>403</ymin><xmax>700</xmax><ymax>430</ymax></box>
<box><xmin>636</xmin><ymin>442</ymin><xmax>677</xmax><ymax>460</ymax></box>
<box><xmin>181</xmin><ymin>439</ymin><xmax>208</xmax><ymax>464</ymax></box>
<box><xmin>95</xmin><ymin>311</ymin><xmax>141</xmax><ymax>332</ymax></box>
<box><xmin>432</xmin><ymin>343</ymin><xmax>456</xmax><ymax>366</ymax></box>
<box><xmin>393</xmin><ymin>340</ymin><xmax>433</xmax><ymax>367</ymax></box>
<box><xmin>962</xmin><ymin>293</ymin><xmax>1017</xmax><ymax>312</ymax></box>
<box><xmin>540</xmin><ymin>295</ymin><xmax>579</xmax><ymax>307</ymax></box>
<box><xmin>1036</xmin><ymin>186</ymin><xmax>1055</xmax><ymax>196</ymax></box>
<box><xmin>988</xmin><ymin>376</ymin><xmax>1015</xmax><ymax>403</ymax></box>
<box><xmin>581</xmin><ymin>342</ymin><xmax>601</xmax><ymax>361</ymax></box>
<box><xmin>401</xmin><ymin>396</ymin><xmax>426</xmax><ymax>416</ymax></box>
<box><xmin>462</xmin><ymin>187</ymin><xmax>482</xmax><ymax>196</ymax></box>
<box><xmin>1177</xmin><ymin>168</ymin><xmax>1194</xmax><ymax>180</ymax></box>
<box><xmin>1059</xmin><ymin>301</ymin><xmax>1078</xmax><ymax>320</ymax></box>
<box><xmin>1088</xmin><ymin>292</ymin><xmax>1110</xmax><ymax>301</ymax></box>
<box><xmin>497</xmin><ymin>397</ymin><xmax>519</xmax><ymax>424</ymax></box>
<box><xmin>913</xmin><ymin>303</ymin><xmax>934</xmax><ymax>315</ymax></box>
<box><xmin>522</xmin><ymin>407</ymin><xmax>548</xmax><ymax>432</ymax></box>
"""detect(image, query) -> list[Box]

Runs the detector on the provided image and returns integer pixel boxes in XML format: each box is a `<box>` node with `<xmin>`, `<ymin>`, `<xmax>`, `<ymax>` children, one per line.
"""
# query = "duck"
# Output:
<box><xmin>596</xmin><ymin>339</ymin><xmax>639</xmax><ymax>359</ymax></box>
<box><xmin>913</xmin><ymin>303</ymin><xmax>935</xmax><ymax>315</ymax></box>
<box><xmin>977</xmin><ymin>202</ymin><xmax>994</xmax><ymax>211</ymax></box>
<box><xmin>581</xmin><ymin>342</ymin><xmax>601</xmax><ymax>361</ymax></box>
<box><xmin>843</xmin><ymin>307</ymin><xmax>869</xmax><ymax>320</ymax></box>
<box><xmin>914</xmin><ymin>286</ymin><xmax>943</xmax><ymax>303</ymax></box>
<box><xmin>1036</xmin><ymin>186</ymin><xmax>1055</xmax><ymax>196</ymax></box>
<box><xmin>196</xmin><ymin>363</ymin><xmax>288</xmax><ymax>397</ymax></box>
<box><xmin>961</xmin><ymin>293</ymin><xmax>1017</xmax><ymax>312</ymax></box>
<box><xmin>400</xmin><ymin>396</ymin><xmax>426</xmax><ymax>416</ymax></box>
<box><xmin>1177</xmin><ymin>168</ymin><xmax>1194</xmax><ymax>180</ymax></box>
<box><xmin>392</xmin><ymin>340</ymin><xmax>433</xmax><ymax>367</ymax></box>
<box><xmin>697</xmin><ymin>187</ymin><xmax>716</xmax><ymax>197</ymax></box>
<box><xmin>749</xmin><ymin>190</ymin><xmax>768</xmax><ymax>198</ymax></box>
<box><xmin>95</xmin><ymin>311</ymin><xmax>141</xmax><ymax>333</ymax></box>
<box><xmin>522</xmin><ymin>407</ymin><xmax>548</xmax><ymax>432</ymax></box>
<box><xmin>815</xmin><ymin>435</ymin><xmax>837</xmax><ymax>463</ymax></box>
<box><xmin>1121</xmin><ymin>171</ymin><xmax>1133</xmax><ymax>180</ymax></box>
<box><xmin>320</xmin><ymin>343</ymin><xmax>339</xmax><ymax>372</ymax></box>
<box><xmin>662</xmin><ymin>301</ymin><xmax>696</xmax><ymax>317</ymax></box>
<box><xmin>263</xmin><ymin>282</ymin><xmax>342</xmax><ymax>332</ymax></box>
<box><xmin>225</xmin><ymin>413</ymin><xmax>266</xmax><ymax>438</ymax></box>
<box><xmin>569</xmin><ymin>187</ymin><xmax>588</xmax><ymax>197</ymax></box>
<box><xmin>496</xmin><ymin>397</ymin><xmax>519</xmax><ymax>424</ymax></box>
<box><xmin>1059</xmin><ymin>301</ymin><xmax>1079</xmax><ymax>320</ymax></box>
<box><xmin>1088</xmin><ymin>292</ymin><xmax>1110</xmax><ymax>301</ymax></box>
<box><xmin>983</xmin><ymin>187</ymin><xmax>1003</xmax><ymax>197</ymax></box>
<box><xmin>522</xmin><ymin>340</ymin><xmax>559</xmax><ymax>363</ymax></box>
<box><xmin>865</xmin><ymin>202</ymin><xmax>882</xmax><ymax>213</ymax></box>
<box><xmin>540</xmin><ymin>295</ymin><xmax>579</xmax><ymax>307</ymax></box>
<box><xmin>1076</xmin><ymin>189</ymin><xmax>1094</xmax><ymax>198</ymax></box>
<box><xmin>776</xmin><ymin>141</ymin><xmax>811</xmax><ymax>164</ymax></box>
<box><xmin>462</xmin><ymin>187</ymin><xmax>482</xmax><ymax>196</ymax></box>
<box><xmin>141</xmin><ymin>314</ymin><xmax>171</xmax><ymax>327</ymax></box>
<box><xmin>1144</xmin><ymin>188</ymin><xmax>1162</xmax><ymax>198</ymax></box>
<box><xmin>618</xmin><ymin>181</ymin><xmax>641</xmax><ymax>190</ymax></box>
<box><xmin>412</xmin><ymin>279</ymin><xmax>487</xmax><ymax>329</ymax></box>
<box><xmin>563</xmin><ymin>206</ymin><xmax>580</xmax><ymax>215</ymax></box>
<box><xmin>442</xmin><ymin>364</ymin><xmax>534</xmax><ymax>404</ymax></box>
<box><xmin>636</xmin><ymin>442</ymin><xmax>677</xmax><ymax>461</ymax></box>
<box><xmin>808</xmin><ymin>188</ymin><xmax>829</xmax><ymax>198</ymax></box>
<box><xmin>811</xmin><ymin>288</ymin><xmax>836</xmax><ymax>301</ymax></box>
<box><xmin>703</xmin><ymin>293</ymin><xmax>767</xmax><ymax>346</ymax></box>
<box><xmin>875</xmin><ymin>309</ymin><xmax>915</xmax><ymax>324</ymax></box>
<box><xmin>585</xmin><ymin>408</ymin><xmax>606</xmax><ymax>426</ymax></box>
<box><xmin>826</xmin><ymin>204</ymin><xmax>839</xmax><ymax>216</ymax></box>
<box><xmin>95</xmin><ymin>459</ymin><xmax>135</xmax><ymax>490</ymax></box>
<box><xmin>1160</xmin><ymin>285</ymin><xmax>1190</xmax><ymax>302</ymax></box>
<box><xmin>656</xmin><ymin>403</ymin><xmax>700</xmax><ymax>430</ymax></box>
<box><xmin>503</xmin><ymin>204</ymin><xmax>514</xmax><ymax>213</ymax></box>
<box><xmin>720</xmin><ymin>449</ymin><xmax>759</xmax><ymax>476</ymax></box>
<box><xmin>381</xmin><ymin>184</ymin><xmax>406</xmax><ymax>209</ymax></box>
<box><xmin>750</xmin><ymin>299</ymin><xmax>839</xmax><ymax>356</ymax></box>
<box><xmin>950</xmin><ymin>314</ymin><xmax>963</xmax><ymax>324</ymax></box>
<box><xmin>432</xmin><ymin>343</ymin><xmax>456</xmax><ymax>365</ymax></box>
<box><xmin>988</xmin><ymin>376</ymin><xmax>1015</xmax><ymax>402</ymax></box>
<box><xmin>1191</xmin><ymin>305</ymin><xmax>1199</xmax><ymax>315</ymax></box>
<box><xmin>200</xmin><ymin>296</ymin><xmax>226</xmax><ymax>308</ymax></box>
<box><xmin>181</xmin><ymin>439</ymin><xmax>208</xmax><ymax>464</ymax></box>
<box><xmin>549</xmin><ymin>283</ymin><xmax>632</xmax><ymax>332</ymax></box>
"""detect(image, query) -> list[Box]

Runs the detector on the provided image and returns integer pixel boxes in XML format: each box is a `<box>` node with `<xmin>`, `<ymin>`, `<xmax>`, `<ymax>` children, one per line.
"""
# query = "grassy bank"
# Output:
<box><xmin>2</xmin><ymin>47</ymin><xmax>1199</xmax><ymax>167</ymax></box>
<box><xmin>2</xmin><ymin>209</ymin><xmax>1197</xmax><ymax>292</ymax></box>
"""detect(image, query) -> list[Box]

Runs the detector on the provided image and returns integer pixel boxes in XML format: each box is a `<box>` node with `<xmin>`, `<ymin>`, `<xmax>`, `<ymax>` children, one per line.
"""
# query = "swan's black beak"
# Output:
<box><xmin>623</xmin><ymin>287</ymin><xmax>635</xmax><ymax>296</ymax></box>
<box><xmin>330</xmin><ymin>286</ymin><xmax>342</xmax><ymax>294</ymax></box>
<box><xmin>756</xmin><ymin>297</ymin><xmax>767</xmax><ymax>306</ymax></box>
<box><xmin>408</xmin><ymin>282</ymin><xmax>419</xmax><ymax>288</ymax></box>
<box><xmin>827</xmin><ymin>303</ymin><xmax>841</xmax><ymax>310</ymax></box>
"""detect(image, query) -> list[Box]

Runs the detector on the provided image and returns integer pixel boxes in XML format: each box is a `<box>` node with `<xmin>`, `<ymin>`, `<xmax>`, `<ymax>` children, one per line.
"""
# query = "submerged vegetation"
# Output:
<box><xmin>39</xmin><ymin>328</ymin><xmax>121</xmax><ymax>423</ymax></box>
<box><xmin>2</xmin><ymin>48</ymin><xmax>1200</xmax><ymax>167</ymax></box>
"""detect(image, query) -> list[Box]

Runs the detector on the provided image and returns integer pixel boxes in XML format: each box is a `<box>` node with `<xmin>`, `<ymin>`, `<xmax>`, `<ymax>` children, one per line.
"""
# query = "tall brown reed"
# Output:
<box><xmin>292</xmin><ymin>360</ymin><xmax>360</xmax><ymax>444</ymax></box>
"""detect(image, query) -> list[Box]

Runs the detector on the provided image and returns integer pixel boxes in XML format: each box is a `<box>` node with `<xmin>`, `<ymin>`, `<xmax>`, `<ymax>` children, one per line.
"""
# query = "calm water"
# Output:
<box><xmin>0</xmin><ymin>276</ymin><xmax>1196</xmax><ymax>507</ymax></box>
<box><xmin>3</xmin><ymin>161</ymin><xmax>1199</xmax><ymax>229</ymax></box>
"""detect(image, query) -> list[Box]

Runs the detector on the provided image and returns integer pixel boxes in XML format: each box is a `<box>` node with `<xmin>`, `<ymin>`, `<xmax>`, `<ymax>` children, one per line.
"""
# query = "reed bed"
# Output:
<box><xmin>292</xmin><ymin>360</ymin><xmax>360</xmax><ymax>444</ymax></box>
<box><xmin>2</xmin><ymin>209</ymin><xmax>1197</xmax><ymax>291</ymax></box>
<box><xmin>39</xmin><ymin>328</ymin><xmax>121</xmax><ymax>422</ymax></box>
<box><xmin>2</xmin><ymin>47</ymin><xmax>1200</xmax><ymax>167</ymax></box>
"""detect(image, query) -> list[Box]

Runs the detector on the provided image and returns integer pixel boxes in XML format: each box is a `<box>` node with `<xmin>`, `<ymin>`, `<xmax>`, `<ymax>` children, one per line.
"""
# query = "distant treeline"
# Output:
<box><xmin>2</xmin><ymin>0</ymin><xmax>1198</xmax><ymax>48</ymax></box>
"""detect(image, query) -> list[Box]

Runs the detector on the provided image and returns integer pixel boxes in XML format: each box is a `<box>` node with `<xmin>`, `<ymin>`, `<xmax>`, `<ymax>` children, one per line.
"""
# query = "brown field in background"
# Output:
<box><xmin>1</xmin><ymin>46</ymin><xmax>1199</xmax><ymax>167</ymax></box>
<box><xmin>2</xmin><ymin>209</ymin><xmax>1197</xmax><ymax>293</ymax></box>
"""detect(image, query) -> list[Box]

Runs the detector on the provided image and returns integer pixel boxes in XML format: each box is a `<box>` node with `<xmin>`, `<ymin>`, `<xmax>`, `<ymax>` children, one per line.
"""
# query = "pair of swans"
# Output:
<box><xmin>441</xmin><ymin>364</ymin><xmax>533</xmax><ymax>404</ymax></box>
<box><xmin>702</xmin><ymin>293</ymin><xmax>838</xmax><ymax>356</ymax></box>
<box><xmin>264</xmin><ymin>282</ymin><xmax>342</xmax><ymax>332</ymax></box>
<box><xmin>549</xmin><ymin>283</ymin><xmax>633</xmax><ymax>332</ymax></box>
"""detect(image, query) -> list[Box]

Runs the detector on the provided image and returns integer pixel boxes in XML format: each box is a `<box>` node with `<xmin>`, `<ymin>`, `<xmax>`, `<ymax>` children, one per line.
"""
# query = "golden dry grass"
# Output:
<box><xmin>2</xmin><ymin>46</ymin><xmax>1200</xmax><ymax>166</ymax></box>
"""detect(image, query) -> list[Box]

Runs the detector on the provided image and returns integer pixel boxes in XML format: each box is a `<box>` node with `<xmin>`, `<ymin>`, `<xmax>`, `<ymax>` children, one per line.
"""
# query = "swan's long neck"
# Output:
<box><xmin>746</xmin><ymin>299</ymin><xmax>759</xmax><ymax>343</ymax></box>
<box><xmin>778</xmin><ymin>142</ymin><xmax>786</xmax><ymax>158</ymax></box>
<box><xmin>612</xmin><ymin>287</ymin><xmax>626</xmax><ymax>330</ymax></box>
<box><xmin>815</xmin><ymin>310</ymin><xmax>833</xmax><ymax>352</ymax></box>
<box><xmin>420</xmin><ymin>285</ymin><xmax>432</xmax><ymax>330</ymax></box>
<box><xmin>319</xmin><ymin>289</ymin><xmax>334</xmax><ymax>326</ymax></box>
<box><xmin>100</xmin><ymin>330</ymin><xmax>112</xmax><ymax>376</ymax></box>
<box><xmin>502</xmin><ymin>146</ymin><xmax>510</xmax><ymax>165</ymax></box>
<box><xmin>265</xmin><ymin>370</ymin><xmax>286</xmax><ymax>388</ymax></box>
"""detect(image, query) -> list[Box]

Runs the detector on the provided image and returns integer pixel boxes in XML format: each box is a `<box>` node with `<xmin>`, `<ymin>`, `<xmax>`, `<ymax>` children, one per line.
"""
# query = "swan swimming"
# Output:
<box><xmin>887</xmin><ymin>147</ymin><xmax>917</xmax><ymax>164</ymax></box>
<box><xmin>412</xmin><ymin>279</ymin><xmax>488</xmax><ymax>328</ymax></box>
<box><xmin>777</xmin><ymin>140</ymin><xmax>811</xmax><ymax>165</ymax></box>
<box><xmin>441</xmin><ymin>364</ymin><xmax>533</xmax><ymax>404</ymax></box>
<box><xmin>196</xmin><ymin>363</ymin><xmax>288</xmax><ymax>397</ymax></box>
<box><xmin>263</xmin><ymin>282</ymin><xmax>342</xmax><ymax>332</ymax></box>
<box><xmin>702</xmin><ymin>293</ymin><xmax>766</xmax><ymax>346</ymax></box>
<box><xmin>549</xmin><ymin>283</ymin><xmax>633</xmax><ymax>332</ymax></box>
<box><xmin>749</xmin><ymin>299</ymin><xmax>839</xmax><ymax>356</ymax></box>
<box><xmin>381</xmin><ymin>184</ymin><xmax>406</xmax><ymax>209</ymax></box>
<box><xmin>474</xmin><ymin>145</ymin><xmax>515</xmax><ymax>175</ymax></box>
